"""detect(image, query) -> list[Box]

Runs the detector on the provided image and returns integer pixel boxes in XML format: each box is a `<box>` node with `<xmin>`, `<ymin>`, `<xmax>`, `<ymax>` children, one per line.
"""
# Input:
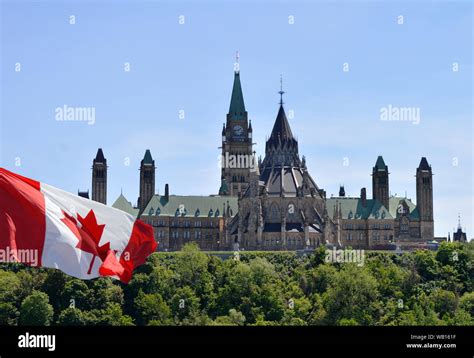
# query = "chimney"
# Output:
<box><xmin>361</xmin><ymin>187</ymin><xmax>367</xmax><ymax>207</ymax></box>
<box><xmin>164</xmin><ymin>183</ymin><xmax>169</xmax><ymax>201</ymax></box>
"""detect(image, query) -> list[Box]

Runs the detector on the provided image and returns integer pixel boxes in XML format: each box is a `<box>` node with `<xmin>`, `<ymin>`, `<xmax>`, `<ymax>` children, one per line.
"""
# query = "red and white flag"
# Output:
<box><xmin>0</xmin><ymin>168</ymin><xmax>157</xmax><ymax>283</ymax></box>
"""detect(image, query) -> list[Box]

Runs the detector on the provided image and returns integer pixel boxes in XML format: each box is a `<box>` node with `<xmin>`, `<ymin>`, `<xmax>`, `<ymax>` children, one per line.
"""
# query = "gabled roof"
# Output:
<box><xmin>141</xmin><ymin>195</ymin><xmax>238</xmax><ymax>218</ymax></box>
<box><xmin>229</xmin><ymin>72</ymin><xmax>246</xmax><ymax>119</ymax></box>
<box><xmin>112</xmin><ymin>194</ymin><xmax>139</xmax><ymax>217</ymax></box>
<box><xmin>388</xmin><ymin>197</ymin><xmax>419</xmax><ymax>220</ymax></box>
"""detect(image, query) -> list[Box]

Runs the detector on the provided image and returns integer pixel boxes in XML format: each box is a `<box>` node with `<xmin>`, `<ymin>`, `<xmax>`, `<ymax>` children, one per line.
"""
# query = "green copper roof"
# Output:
<box><xmin>326</xmin><ymin>198</ymin><xmax>393</xmax><ymax>220</ymax></box>
<box><xmin>229</xmin><ymin>72</ymin><xmax>246</xmax><ymax>119</ymax></box>
<box><xmin>374</xmin><ymin>156</ymin><xmax>387</xmax><ymax>170</ymax></box>
<box><xmin>142</xmin><ymin>149</ymin><xmax>153</xmax><ymax>165</ymax></box>
<box><xmin>112</xmin><ymin>194</ymin><xmax>139</xmax><ymax>218</ymax></box>
<box><xmin>218</xmin><ymin>178</ymin><xmax>229</xmax><ymax>195</ymax></box>
<box><xmin>325</xmin><ymin>196</ymin><xmax>419</xmax><ymax>221</ymax></box>
<box><xmin>142</xmin><ymin>195</ymin><xmax>238</xmax><ymax>218</ymax></box>
<box><xmin>388</xmin><ymin>197</ymin><xmax>420</xmax><ymax>220</ymax></box>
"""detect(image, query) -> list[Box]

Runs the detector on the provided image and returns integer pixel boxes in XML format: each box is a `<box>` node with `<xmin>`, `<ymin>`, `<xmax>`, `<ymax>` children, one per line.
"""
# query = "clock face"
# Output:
<box><xmin>233</xmin><ymin>125</ymin><xmax>244</xmax><ymax>137</ymax></box>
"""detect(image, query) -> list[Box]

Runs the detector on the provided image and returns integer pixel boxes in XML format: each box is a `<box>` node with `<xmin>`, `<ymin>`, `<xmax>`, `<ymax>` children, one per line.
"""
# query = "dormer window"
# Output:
<box><xmin>195</xmin><ymin>209</ymin><xmax>200</xmax><ymax>217</ymax></box>
<box><xmin>156</xmin><ymin>208</ymin><xmax>160</xmax><ymax>216</ymax></box>
<box><xmin>215</xmin><ymin>209</ymin><xmax>220</xmax><ymax>217</ymax></box>
<box><xmin>175</xmin><ymin>208</ymin><xmax>180</xmax><ymax>217</ymax></box>
<box><xmin>209</xmin><ymin>209</ymin><xmax>213</xmax><ymax>217</ymax></box>
<box><xmin>149</xmin><ymin>207</ymin><xmax>154</xmax><ymax>216</ymax></box>
<box><xmin>348</xmin><ymin>210</ymin><xmax>353</xmax><ymax>219</ymax></box>
<box><xmin>381</xmin><ymin>211</ymin><xmax>386</xmax><ymax>219</ymax></box>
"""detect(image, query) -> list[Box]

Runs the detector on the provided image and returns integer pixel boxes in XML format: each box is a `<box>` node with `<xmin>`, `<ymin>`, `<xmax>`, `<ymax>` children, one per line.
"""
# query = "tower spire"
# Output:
<box><xmin>235</xmin><ymin>50</ymin><xmax>240</xmax><ymax>73</ymax></box>
<box><xmin>228</xmin><ymin>57</ymin><xmax>246</xmax><ymax>118</ymax></box>
<box><xmin>278</xmin><ymin>74</ymin><xmax>285</xmax><ymax>105</ymax></box>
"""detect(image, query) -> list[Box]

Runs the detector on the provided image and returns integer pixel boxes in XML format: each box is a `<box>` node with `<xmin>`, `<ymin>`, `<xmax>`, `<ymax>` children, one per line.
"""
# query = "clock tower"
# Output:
<box><xmin>219</xmin><ymin>58</ymin><xmax>254</xmax><ymax>197</ymax></box>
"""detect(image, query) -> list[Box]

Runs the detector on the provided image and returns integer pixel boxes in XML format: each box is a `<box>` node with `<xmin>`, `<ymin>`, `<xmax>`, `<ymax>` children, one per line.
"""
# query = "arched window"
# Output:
<box><xmin>270</xmin><ymin>204</ymin><xmax>280</xmax><ymax>221</ymax></box>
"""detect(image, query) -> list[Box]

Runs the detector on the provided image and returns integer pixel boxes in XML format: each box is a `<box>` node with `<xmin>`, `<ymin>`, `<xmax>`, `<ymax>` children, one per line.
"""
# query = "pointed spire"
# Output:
<box><xmin>142</xmin><ymin>149</ymin><xmax>153</xmax><ymax>165</ymax></box>
<box><xmin>94</xmin><ymin>148</ymin><xmax>105</xmax><ymax>163</ymax></box>
<box><xmin>270</xmin><ymin>104</ymin><xmax>294</xmax><ymax>143</ymax></box>
<box><xmin>222</xmin><ymin>123</ymin><xmax>226</xmax><ymax>136</ymax></box>
<box><xmin>229</xmin><ymin>55</ymin><xmax>246</xmax><ymax>119</ymax></box>
<box><xmin>374</xmin><ymin>156</ymin><xmax>387</xmax><ymax>171</ymax></box>
<box><xmin>418</xmin><ymin>157</ymin><xmax>431</xmax><ymax>170</ymax></box>
<box><xmin>457</xmin><ymin>213</ymin><xmax>462</xmax><ymax>230</ymax></box>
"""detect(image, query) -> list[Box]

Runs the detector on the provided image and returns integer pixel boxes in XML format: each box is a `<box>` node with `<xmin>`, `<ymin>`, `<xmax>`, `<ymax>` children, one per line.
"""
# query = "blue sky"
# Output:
<box><xmin>1</xmin><ymin>0</ymin><xmax>472</xmax><ymax>238</ymax></box>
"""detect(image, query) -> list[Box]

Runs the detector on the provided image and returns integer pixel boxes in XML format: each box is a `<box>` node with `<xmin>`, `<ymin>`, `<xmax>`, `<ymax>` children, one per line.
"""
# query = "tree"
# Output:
<box><xmin>414</xmin><ymin>250</ymin><xmax>439</xmax><ymax>281</ymax></box>
<box><xmin>430</xmin><ymin>288</ymin><xmax>458</xmax><ymax>317</ymax></box>
<box><xmin>134</xmin><ymin>290</ymin><xmax>171</xmax><ymax>325</ymax></box>
<box><xmin>90</xmin><ymin>303</ymin><xmax>134</xmax><ymax>326</ymax></box>
<box><xmin>87</xmin><ymin>278</ymin><xmax>124</xmax><ymax>310</ymax></box>
<box><xmin>214</xmin><ymin>309</ymin><xmax>246</xmax><ymax>326</ymax></box>
<box><xmin>459</xmin><ymin>292</ymin><xmax>474</xmax><ymax>317</ymax></box>
<box><xmin>57</xmin><ymin>307</ymin><xmax>86</xmax><ymax>325</ymax></box>
<box><xmin>19</xmin><ymin>291</ymin><xmax>54</xmax><ymax>326</ymax></box>
<box><xmin>60</xmin><ymin>279</ymin><xmax>91</xmax><ymax>310</ymax></box>
<box><xmin>0</xmin><ymin>302</ymin><xmax>19</xmax><ymax>325</ymax></box>
<box><xmin>41</xmin><ymin>269</ymin><xmax>67</xmax><ymax>315</ymax></box>
<box><xmin>322</xmin><ymin>264</ymin><xmax>379</xmax><ymax>325</ymax></box>
<box><xmin>171</xmin><ymin>286</ymin><xmax>200</xmax><ymax>322</ymax></box>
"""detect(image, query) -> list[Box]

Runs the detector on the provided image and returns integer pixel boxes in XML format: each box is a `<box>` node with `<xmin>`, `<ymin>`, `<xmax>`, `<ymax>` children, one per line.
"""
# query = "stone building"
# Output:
<box><xmin>452</xmin><ymin>216</ymin><xmax>468</xmax><ymax>243</ymax></box>
<box><xmin>91</xmin><ymin>148</ymin><xmax>107</xmax><ymax>205</ymax></box>
<box><xmin>106</xmin><ymin>150</ymin><xmax>238</xmax><ymax>252</ymax></box>
<box><xmin>219</xmin><ymin>68</ymin><xmax>254</xmax><ymax>197</ymax></box>
<box><xmin>89</xmin><ymin>63</ymin><xmax>439</xmax><ymax>252</ymax></box>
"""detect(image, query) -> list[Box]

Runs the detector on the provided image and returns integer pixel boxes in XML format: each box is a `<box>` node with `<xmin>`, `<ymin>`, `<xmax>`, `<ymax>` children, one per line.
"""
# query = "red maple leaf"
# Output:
<box><xmin>61</xmin><ymin>209</ymin><xmax>111</xmax><ymax>275</ymax></box>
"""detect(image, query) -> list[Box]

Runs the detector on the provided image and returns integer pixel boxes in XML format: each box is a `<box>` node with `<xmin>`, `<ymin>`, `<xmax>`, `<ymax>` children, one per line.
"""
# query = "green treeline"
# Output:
<box><xmin>0</xmin><ymin>241</ymin><xmax>473</xmax><ymax>326</ymax></box>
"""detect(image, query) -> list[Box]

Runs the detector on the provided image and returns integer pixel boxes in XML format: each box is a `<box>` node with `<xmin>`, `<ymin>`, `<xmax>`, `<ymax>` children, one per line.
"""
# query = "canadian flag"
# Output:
<box><xmin>0</xmin><ymin>168</ymin><xmax>157</xmax><ymax>283</ymax></box>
